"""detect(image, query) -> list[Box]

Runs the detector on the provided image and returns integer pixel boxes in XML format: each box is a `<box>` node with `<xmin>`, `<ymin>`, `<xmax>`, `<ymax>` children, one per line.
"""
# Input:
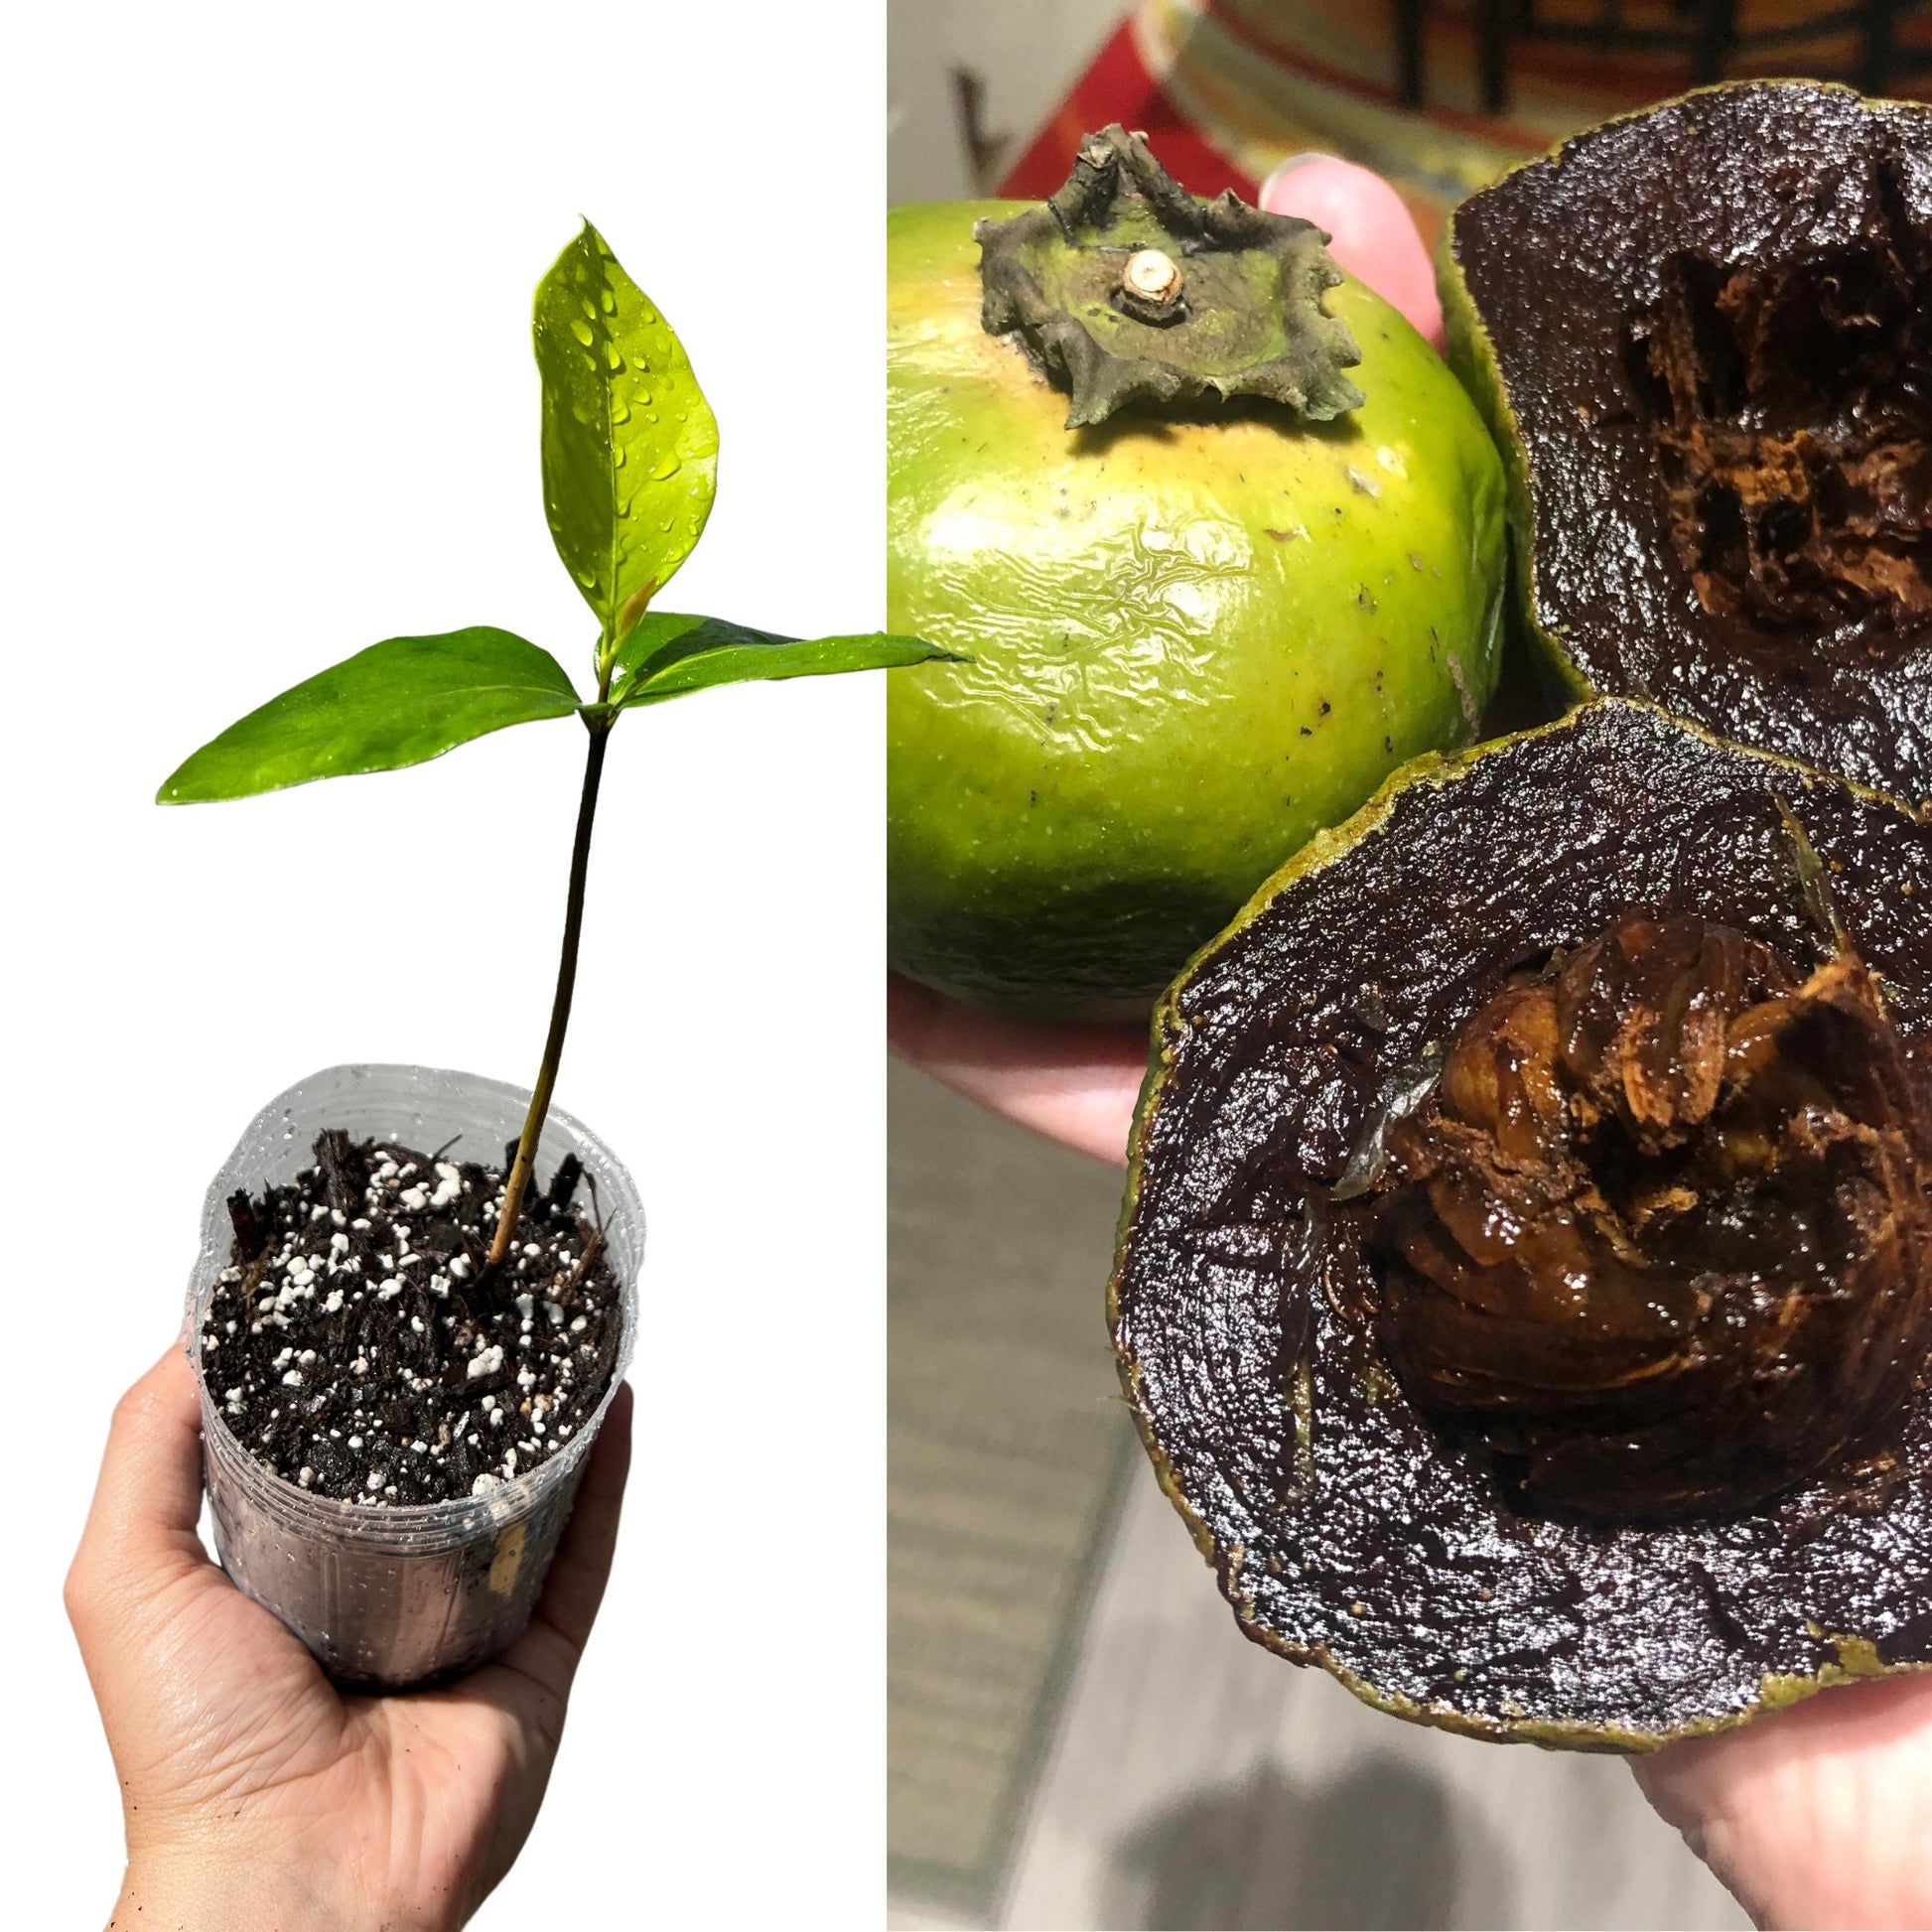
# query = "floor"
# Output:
<box><xmin>888</xmin><ymin>0</ymin><xmax>1126</xmax><ymax>202</ymax></box>
<box><xmin>887</xmin><ymin>1066</ymin><xmax>1747</xmax><ymax>1931</ymax></box>
<box><xmin>888</xmin><ymin>1060</ymin><xmax>1133</xmax><ymax>1911</ymax></box>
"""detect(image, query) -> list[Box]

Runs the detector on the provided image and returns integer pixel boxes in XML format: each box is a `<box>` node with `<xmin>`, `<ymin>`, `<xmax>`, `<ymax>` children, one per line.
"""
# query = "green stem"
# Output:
<box><xmin>486</xmin><ymin>706</ymin><xmax>615</xmax><ymax>1272</ymax></box>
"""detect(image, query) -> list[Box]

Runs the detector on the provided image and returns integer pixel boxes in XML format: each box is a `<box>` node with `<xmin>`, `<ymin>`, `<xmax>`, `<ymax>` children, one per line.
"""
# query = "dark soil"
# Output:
<box><xmin>201</xmin><ymin>1132</ymin><xmax>622</xmax><ymax>1505</ymax></box>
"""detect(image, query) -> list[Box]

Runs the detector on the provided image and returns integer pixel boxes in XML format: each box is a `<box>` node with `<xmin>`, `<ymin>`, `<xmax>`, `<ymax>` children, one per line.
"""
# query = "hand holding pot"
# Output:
<box><xmin>66</xmin><ymin>1342</ymin><xmax>632</xmax><ymax>1931</ymax></box>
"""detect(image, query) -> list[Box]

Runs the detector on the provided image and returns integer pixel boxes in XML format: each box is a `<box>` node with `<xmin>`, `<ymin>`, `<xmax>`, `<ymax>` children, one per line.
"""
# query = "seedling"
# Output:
<box><xmin>162</xmin><ymin>222</ymin><xmax>950</xmax><ymax>1278</ymax></box>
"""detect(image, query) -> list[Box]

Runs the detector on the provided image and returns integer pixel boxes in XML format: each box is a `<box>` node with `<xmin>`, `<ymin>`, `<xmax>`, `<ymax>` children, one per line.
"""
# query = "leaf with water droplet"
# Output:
<box><xmin>610</xmin><ymin>612</ymin><xmax>965</xmax><ymax>710</ymax></box>
<box><xmin>532</xmin><ymin>219</ymin><xmax>718</xmax><ymax>664</ymax></box>
<box><xmin>157</xmin><ymin>628</ymin><xmax>582</xmax><ymax>802</ymax></box>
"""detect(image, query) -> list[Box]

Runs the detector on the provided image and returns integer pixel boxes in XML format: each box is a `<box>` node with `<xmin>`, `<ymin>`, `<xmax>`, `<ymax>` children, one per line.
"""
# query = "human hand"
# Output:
<box><xmin>886</xmin><ymin>157</ymin><xmax>1443</xmax><ymax>1169</ymax></box>
<box><xmin>66</xmin><ymin>1340</ymin><xmax>632</xmax><ymax>1932</ymax></box>
<box><xmin>1634</xmin><ymin>1676</ymin><xmax>1932</xmax><ymax>1928</ymax></box>
<box><xmin>887</xmin><ymin>971</ymin><xmax>1151</xmax><ymax>1166</ymax></box>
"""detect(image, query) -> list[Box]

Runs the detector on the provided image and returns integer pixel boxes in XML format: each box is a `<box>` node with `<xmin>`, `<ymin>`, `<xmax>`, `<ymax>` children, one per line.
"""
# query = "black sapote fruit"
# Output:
<box><xmin>1442</xmin><ymin>80</ymin><xmax>1932</xmax><ymax>809</ymax></box>
<box><xmin>1111</xmin><ymin>700</ymin><xmax>1932</xmax><ymax>1746</ymax></box>
<box><xmin>889</xmin><ymin>128</ymin><xmax>1507</xmax><ymax>1021</ymax></box>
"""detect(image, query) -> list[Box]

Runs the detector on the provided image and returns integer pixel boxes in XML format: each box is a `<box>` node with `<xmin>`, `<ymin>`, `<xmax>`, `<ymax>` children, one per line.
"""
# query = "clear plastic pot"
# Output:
<box><xmin>185</xmin><ymin>1064</ymin><xmax>640</xmax><ymax>1690</ymax></box>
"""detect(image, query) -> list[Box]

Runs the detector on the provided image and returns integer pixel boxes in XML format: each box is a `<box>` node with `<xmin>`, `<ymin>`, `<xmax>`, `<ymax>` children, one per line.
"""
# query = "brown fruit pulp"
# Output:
<box><xmin>1376</xmin><ymin>912</ymin><xmax>1932</xmax><ymax>1522</ymax></box>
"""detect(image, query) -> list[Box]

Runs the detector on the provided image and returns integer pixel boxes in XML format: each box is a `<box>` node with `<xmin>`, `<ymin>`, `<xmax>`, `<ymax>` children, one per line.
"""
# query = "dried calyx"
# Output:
<box><xmin>1374</xmin><ymin>910</ymin><xmax>1932</xmax><ymax>1522</ymax></box>
<box><xmin>974</xmin><ymin>124</ymin><xmax>1363</xmax><ymax>428</ymax></box>
<box><xmin>1625</xmin><ymin>162</ymin><xmax>1932</xmax><ymax>645</ymax></box>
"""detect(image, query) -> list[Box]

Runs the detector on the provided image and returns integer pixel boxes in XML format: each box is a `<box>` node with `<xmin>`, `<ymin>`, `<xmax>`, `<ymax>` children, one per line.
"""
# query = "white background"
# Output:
<box><xmin>3</xmin><ymin>4</ymin><xmax>883</xmax><ymax>1922</ymax></box>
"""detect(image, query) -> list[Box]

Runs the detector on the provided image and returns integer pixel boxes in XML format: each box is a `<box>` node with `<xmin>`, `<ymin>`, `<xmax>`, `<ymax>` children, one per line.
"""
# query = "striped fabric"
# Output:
<box><xmin>1003</xmin><ymin>0</ymin><xmax>1932</xmax><ymax>235</ymax></box>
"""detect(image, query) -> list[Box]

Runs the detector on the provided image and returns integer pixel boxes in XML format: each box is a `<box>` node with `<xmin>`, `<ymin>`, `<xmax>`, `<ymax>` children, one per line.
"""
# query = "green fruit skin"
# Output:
<box><xmin>889</xmin><ymin>200</ymin><xmax>1509</xmax><ymax>1021</ymax></box>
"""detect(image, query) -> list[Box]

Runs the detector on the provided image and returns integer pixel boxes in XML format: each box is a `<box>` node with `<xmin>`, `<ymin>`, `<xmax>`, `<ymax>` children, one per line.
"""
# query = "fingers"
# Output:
<box><xmin>1633</xmin><ymin>1674</ymin><xmax>1932</xmax><ymax>1928</ymax></box>
<box><xmin>888</xmin><ymin>972</ymin><xmax>1147</xmax><ymax>1166</ymax></box>
<box><xmin>490</xmin><ymin>1381</ymin><xmax>633</xmax><ymax>1707</ymax></box>
<box><xmin>67</xmin><ymin>1343</ymin><xmax>209</xmax><ymax>1641</ymax></box>
<box><xmin>539</xmin><ymin>1380</ymin><xmax>633</xmax><ymax>1656</ymax></box>
<box><xmin>1260</xmin><ymin>154</ymin><xmax>1443</xmax><ymax>348</ymax></box>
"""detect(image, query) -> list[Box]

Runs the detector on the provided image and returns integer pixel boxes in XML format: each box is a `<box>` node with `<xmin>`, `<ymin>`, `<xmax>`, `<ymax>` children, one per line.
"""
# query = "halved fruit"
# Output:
<box><xmin>1111</xmin><ymin>699</ymin><xmax>1932</xmax><ymax>1746</ymax></box>
<box><xmin>1442</xmin><ymin>80</ymin><xmax>1932</xmax><ymax>810</ymax></box>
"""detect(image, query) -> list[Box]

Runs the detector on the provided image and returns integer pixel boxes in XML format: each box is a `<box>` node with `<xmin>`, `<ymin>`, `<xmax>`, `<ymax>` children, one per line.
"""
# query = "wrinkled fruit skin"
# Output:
<box><xmin>1440</xmin><ymin>80</ymin><xmax>1932</xmax><ymax>807</ymax></box>
<box><xmin>1111</xmin><ymin>701</ymin><xmax>1932</xmax><ymax>1747</ymax></box>
<box><xmin>889</xmin><ymin>200</ymin><xmax>1508</xmax><ymax>1020</ymax></box>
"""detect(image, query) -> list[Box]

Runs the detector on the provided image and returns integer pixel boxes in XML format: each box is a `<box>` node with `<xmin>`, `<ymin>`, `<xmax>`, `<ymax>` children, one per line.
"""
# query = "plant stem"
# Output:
<box><xmin>486</xmin><ymin>709</ymin><xmax>615</xmax><ymax>1271</ymax></box>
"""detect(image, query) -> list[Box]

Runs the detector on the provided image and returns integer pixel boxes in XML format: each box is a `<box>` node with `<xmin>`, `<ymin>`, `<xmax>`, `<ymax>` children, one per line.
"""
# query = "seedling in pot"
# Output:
<box><xmin>162</xmin><ymin>222</ymin><xmax>952</xmax><ymax>1512</ymax></box>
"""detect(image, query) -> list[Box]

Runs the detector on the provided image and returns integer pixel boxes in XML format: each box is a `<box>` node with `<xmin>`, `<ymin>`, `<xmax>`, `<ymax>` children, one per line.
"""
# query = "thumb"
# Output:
<box><xmin>1633</xmin><ymin>1674</ymin><xmax>1932</xmax><ymax>1927</ymax></box>
<box><xmin>1260</xmin><ymin>155</ymin><xmax>1443</xmax><ymax>349</ymax></box>
<box><xmin>66</xmin><ymin>1340</ymin><xmax>227</xmax><ymax>1715</ymax></box>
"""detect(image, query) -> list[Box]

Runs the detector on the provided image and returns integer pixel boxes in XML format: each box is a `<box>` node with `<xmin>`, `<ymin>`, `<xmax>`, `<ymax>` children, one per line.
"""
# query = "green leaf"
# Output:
<box><xmin>610</xmin><ymin>612</ymin><xmax>963</xmax><ymax>708</ymax></box>
<box><xmin>158</xmin><ymin>628</ymin><xmax>583</xmax><ymax>803</ymax></box>
<box><xmin>533</xmin><ymin>220</ymin><xmax>719</xmax><ymax>658</ymax></box>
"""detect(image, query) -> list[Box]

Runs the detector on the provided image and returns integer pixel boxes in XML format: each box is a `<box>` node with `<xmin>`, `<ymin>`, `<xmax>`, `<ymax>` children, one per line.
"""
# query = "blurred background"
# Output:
<box><xmin>890</xmin><ymin>4</ymin><xmax>1929</xmax><ymax>1927</ymax></box>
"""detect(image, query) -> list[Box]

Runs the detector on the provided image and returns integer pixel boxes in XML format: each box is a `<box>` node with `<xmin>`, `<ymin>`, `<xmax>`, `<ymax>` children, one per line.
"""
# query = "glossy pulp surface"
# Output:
<box><xmin>1447</xmin><ymin>82</ymin><xmax>1932</xmax><ymax>809</ymax></box>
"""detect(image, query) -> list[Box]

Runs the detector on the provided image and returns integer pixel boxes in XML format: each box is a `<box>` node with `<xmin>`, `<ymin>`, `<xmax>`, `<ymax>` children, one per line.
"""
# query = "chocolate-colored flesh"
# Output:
<box><xmin>1111</xmin><ymin>701</ymin><xmax>1932</xmax><ymax>1746</ymax></box>
<box><xmin>1377</xmin><ymin>926</ymin><xmax>1932</xmax><ymax>1524</ymax></box>
<box><xmin>1445</xmin><ymin>81</ymin><xmax>1932</xmax><ymax>809</ymax></box>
